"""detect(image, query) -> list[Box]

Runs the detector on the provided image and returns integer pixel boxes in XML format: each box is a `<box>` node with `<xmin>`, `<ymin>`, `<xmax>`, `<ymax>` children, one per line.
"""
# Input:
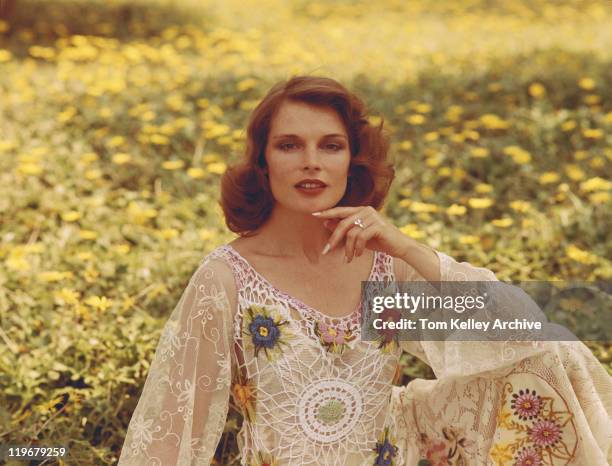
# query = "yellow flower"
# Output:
<box><xmin>80</xmin><ymin>152</ymin><xmax>99</xmax><ymax>164</ymax></box>
<box><xmin>414</xmin><ymin>103</ymin><xmax>432</xmax><ymax>113</ymax></box>
<box><xmin>237</xmin><ymin>78</ymin><xmax>258</xmax><ymax>91</ymax></box>
<box><xmin>150</xmin><ymin>134</ymin><xmax>170</xmax><ymax>145</ymax></box>
<box><xmin>582</xmin><ymin>128</ymin><xmax>603</xmax><ymax>139</ymax></box>
<box><xmin>78</xmin><ymin>230</ymin><xmax>98</xmax><ymax>240</ymax></box>
<box><xmin>408</xmin><ymin>201</ymin><xmax>439</xmax><ymax>213</ymax></box>
<box><xmin>468</xmin><ymin>197</ymin><xmax>494</xmax><ymax>209</ymax></box>
<box><xmin>459</xmin><ymin>235</ymin><xmax>479</xmax><ymax>245</ymax></box>
<box><xmin>538</xmin><ymin>172</ymin><xmax>560</xmax><ymax>184</ymax></box>
<box><xmin>61</xmin><ymin>211</ymin><xmax>81</xmax><ymax>222</ymax></box>
<box><xmin>420</xmin><ymin>185</ymin><xmax>434</xmax><ymax>198</ymax></box>
<box><xmin>522</xmin><ymin>218</ymin><xmax>535</xmax><ymax>228</ymax></box>
<box><xmin>368</xmin><ymin>115</ymin><xmax>382</xmax><ymax>126</ymax></box>
<box><xmin>589</xmin><ymin>191</ymin><xmax>609</xmax><ymax>204</ymax></box>
<box><xmin>187</xmin><ymin>167</ymin><xmax>206</xmax><ymax>179</ymax></box>
<box><xmin>17</xmin><ymin>163</ymin><xmax>43</xmax><ymax>175</ymax></box>
<box><xmin>207</xmin><ymin>162</ymin><xmax>227</xmax><ymax>174</ymax></box>
<box><xmin>589</xmin><ymin>157</ymin><xmax>604</xmax><ymax>169</ymax></box>
<box><xmin>475</xmin><ymin>183</ymin><xmax>493</xmax><ymax>194</ymax></box>
<box><xmin>574</xmin><ymin>150</ymin><xmax>588</xmax><ymax>160</ymax></box>
<box><xmin>158</xmin><ymin>228</ymin><xmax>179</xmax><ymax>240</ymax></box>
<box><xmin>199</xmin><ymin>228</ymin><xmax>216</xmax><ymax>241</ymax></box>
<box><xmin>446</xmin><ymin>204</ymin><xmax>467</xmax><ymax>216</ymax></box>
<box><xmin>424</xmin><ymin>131</ymin><xmax>439</xmax><ymax>142</ymax></box>
<box><xmin>85</xmin><ymin>295</ymin><xmax>113</xmax><ymax>311</ymax></box>
<box><xmin>561</xmin><ymin>120</ymin><xmax>576</xmax><ymax>131</ymax></box>
<box><xmin>84</xmin><ymin>169</ymin><xmax>102</xmax><ymax>180</ymax></box>
<box><xmin>399</xmin><ymin>140</ymin><xmax>413</xmax><ymax>151</ymax></box>
<box><xmin>566</xmin><ymin>245</ymin><xmax>598</xmax><ymax>265</ymax></box>
<box><xmin>503</xmin><ymin>145</ymin><xmax>531</xmax><ymax>164</ymax></box>
<box><xmin>509</xmin><ymin>200</ymin><xmax>531</xmax><ymax>212</ymax></box>
<box><xmin>528</xmin><ymin>82</ymin><xmax>546</xmax><ymax>97</ymax></box>
<box><xmin>399</xmin><ymin>224</ymin><xmax>425</xmax><ymax>239</ymax></box>
<box><xmin>584</xmin><ymin>94</ymin><xmax>601</xmax><ymax>105</ymax></box>
<box><xmin>565</xmin><ymin>164</ymin><xmax>585</xmax><ymax>181</ymax></box>
<box><xmin>107</xmin><ymin>136</ymin><xmax>125</xmax><ymax>148</ymax></box>
<box><xmin>0</xmin><ymin>49</ymin><xmax>13</xmax><ymax>62</ymax></box>
<box><xmin>406</xmin><ymin>114</ymin><xmax>425</xmax><ymax>125</ymax></box>
<box><xmin>112</xmin><ymin>153</ymin><xmax>131</xmax><ymax>165</ymax></box>
<box><xmin>580</xmin><ymin>177</ymin><xmax>611</xmax><ymax>192</ymax></box>
<box><xmin>491</xmin><ymin>217</ymin><xmax>513</xmax><ymax>228</ymax></box>
<box><xmin>437</xmin><ymin>167</ymin><xmax>452</xmax><ymax>177</ymax></box>
<box><xmin>76</xmin><ymin>251</ymin><xmax>95</xmax><ymax>261</ymax></box>
<box><xmin>113</xmin><ymin>244</ymin><xmax>131</xmax><ymax>255</ymax></box>
<box><xmin>470</xmin><ymin>147</ymin><xmax>489</xmax><ymax>158</ymax></box>
<box><xmin>480</xmin><ymin>114</ymin><xmax>509</xmax><ymax>130</ymax></box>
<box><xmin>54</xmin><ymin>288</ymin><xmax>80</xmax><ymax>306</ymax></box>
<box><xmin>578</xmin><ymin>77</ymin><xmax>596</xmax><ymax>90</ymax></box>
<box><xmin>38</xmin><ymin>271</ymin><xmax>73</xmax><ymax>282</ymax></box>
<box><xmin>162</xmin><ymin>159</ymin><xmax>185</xmax><ymax>170</ymax></box>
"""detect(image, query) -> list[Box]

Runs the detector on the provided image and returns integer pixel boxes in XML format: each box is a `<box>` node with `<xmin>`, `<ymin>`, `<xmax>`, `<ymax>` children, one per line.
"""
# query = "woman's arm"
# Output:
<box><xmin>118</xmin><ymin>257</ymin><xmax>237</xmax><ymax>465</ymax></box>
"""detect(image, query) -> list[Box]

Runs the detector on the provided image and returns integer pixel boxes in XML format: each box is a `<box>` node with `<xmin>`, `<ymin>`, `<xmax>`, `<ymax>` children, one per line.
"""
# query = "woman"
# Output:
<box><xmin>118</xmin><ymin>76</ymin><xmax>611</xmax><ymax>465</ymax></box>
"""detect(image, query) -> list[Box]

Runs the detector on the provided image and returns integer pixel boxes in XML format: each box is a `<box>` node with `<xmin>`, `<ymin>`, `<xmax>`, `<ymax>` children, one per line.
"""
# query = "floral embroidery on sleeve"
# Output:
<box><xmin>489</xmin><ymin>381</ymin><xmax>577</xmax><ymax>465</ymax></box>
<box><xmin>417</xmin><ymin>426</ymin><xmax>472</xmax><ymax>466</ymax></box>
<box><xmin>243</xmin><ymin>305</ymin><xmax>291</xmax><ymax>361</ymax></box>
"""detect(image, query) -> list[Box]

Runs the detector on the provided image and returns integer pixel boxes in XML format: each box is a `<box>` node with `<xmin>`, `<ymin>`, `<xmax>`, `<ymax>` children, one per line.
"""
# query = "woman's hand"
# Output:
<box><xmin>313</xmin><ymin>206</ymin><xmax>415</xmax><ymax>263</ymax></box>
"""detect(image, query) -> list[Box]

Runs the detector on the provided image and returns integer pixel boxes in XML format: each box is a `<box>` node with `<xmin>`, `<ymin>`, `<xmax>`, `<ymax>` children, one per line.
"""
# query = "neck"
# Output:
<box><xmin>251</xmin><ymin>205</ymin><xmax>331</xmax><ymax>262</ymax></box>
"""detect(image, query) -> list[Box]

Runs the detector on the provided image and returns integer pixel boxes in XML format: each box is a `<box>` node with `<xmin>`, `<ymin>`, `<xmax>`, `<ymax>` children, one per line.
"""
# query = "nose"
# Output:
<box><xmin>302</xmin><ymin>144</ymin><xmax>321</xmax><ymax>171</ymax></box>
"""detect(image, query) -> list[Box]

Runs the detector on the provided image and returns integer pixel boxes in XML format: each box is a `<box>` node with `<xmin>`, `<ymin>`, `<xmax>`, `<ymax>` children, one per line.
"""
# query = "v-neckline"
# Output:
<box><xmin>223</xmin><ymin>244</ymin><xmax>379</xmax><ymax>324</ymax></box>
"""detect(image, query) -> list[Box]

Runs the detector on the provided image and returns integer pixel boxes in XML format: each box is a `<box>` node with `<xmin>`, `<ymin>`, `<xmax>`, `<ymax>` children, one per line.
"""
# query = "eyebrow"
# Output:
<box><xmin>271</xmin><ymin>133</ymin><xmax>348</xmax><ymax>140</ymax></box>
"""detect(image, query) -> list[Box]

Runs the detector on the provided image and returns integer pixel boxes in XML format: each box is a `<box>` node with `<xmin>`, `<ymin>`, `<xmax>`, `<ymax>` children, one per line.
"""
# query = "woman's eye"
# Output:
<box><xmin>326</xmin><ymin>144</ymin><xmax>342</xmax><ymax>151</ymax></box>
<box><xmin>279</xmin><ymin>143</ymin><xmax>298</xmax><ymax>151</ymax></box>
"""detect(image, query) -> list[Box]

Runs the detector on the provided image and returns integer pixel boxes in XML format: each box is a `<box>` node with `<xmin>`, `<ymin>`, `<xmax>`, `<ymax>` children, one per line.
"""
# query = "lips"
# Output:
<box><xmin>295</xmin><ymin>179</ymin><xmax>327</xmax><ymax>189</ymax></box>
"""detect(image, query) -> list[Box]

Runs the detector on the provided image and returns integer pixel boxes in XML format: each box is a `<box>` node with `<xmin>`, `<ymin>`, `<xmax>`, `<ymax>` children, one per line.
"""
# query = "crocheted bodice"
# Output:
<box><xmin>208</xmin><ymin>245</ymin><xmax>402</xmax><ymax>465</ymax></box>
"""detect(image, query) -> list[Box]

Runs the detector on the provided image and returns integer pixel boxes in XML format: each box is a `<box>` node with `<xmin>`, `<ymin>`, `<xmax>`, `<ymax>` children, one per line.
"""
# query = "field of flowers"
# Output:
<box><xmin>0</xmin><ymin>0</ymin><xmax>610</xmax><ymax>464</ymax></box>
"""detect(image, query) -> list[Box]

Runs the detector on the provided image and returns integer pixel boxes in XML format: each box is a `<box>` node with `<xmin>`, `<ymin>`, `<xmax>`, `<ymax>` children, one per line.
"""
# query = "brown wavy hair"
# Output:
<box><xmin>220</xmin><ymin>75</ymin><xmax>395</xmax><ymax>236</ymax></box>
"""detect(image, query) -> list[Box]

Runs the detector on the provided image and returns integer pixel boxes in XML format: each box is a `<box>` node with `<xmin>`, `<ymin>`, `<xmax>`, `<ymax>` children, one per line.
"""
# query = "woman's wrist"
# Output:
<box><xmin>398</xmin><ymin>236</ymin><xmax>441</xmax><ymax>283</ymax></box>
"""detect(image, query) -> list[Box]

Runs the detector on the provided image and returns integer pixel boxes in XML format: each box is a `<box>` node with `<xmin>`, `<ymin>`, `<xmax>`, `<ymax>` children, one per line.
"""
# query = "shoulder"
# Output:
<box><xmin>191</xmin><ymin>245</ymin><xmax>239</xmax><ymax>310</ymax></box>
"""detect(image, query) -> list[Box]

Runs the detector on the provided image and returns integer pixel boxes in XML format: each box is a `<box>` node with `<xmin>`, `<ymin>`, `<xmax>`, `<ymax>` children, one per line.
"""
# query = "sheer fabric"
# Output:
<box><xmin>118</xmin><ymin>245</ymin><xmax>612</xmax><ymax>465</ymax></box>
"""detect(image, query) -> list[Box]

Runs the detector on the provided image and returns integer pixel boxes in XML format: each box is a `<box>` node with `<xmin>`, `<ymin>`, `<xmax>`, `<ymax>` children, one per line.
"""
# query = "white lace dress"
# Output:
<box><xmin>118</xmin><ymin>245</ymin><xmax>612</xmax><ymax>465</ymax></box>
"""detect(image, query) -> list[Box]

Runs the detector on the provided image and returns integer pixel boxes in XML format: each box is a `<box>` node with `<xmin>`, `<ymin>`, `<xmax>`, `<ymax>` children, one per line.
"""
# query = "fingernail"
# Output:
<box><xmin>322</xmin><ymin>243</ymin><xmax>331</xmax><ymax>255</ymax></box>
<box><xmin>343</xmin><ymin>255</ymin><xmax>348</xmax><ymax>263</ymax></box>
<box><xmin>312</xmin><ymin>212</ymin><xmax>321</xmax><ymax>216</ymax></box>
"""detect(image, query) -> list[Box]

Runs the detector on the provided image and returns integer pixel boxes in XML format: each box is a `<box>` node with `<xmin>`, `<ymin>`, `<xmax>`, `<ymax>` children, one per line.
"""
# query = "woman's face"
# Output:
<box><xmin>264</xmin><ymin>100</ymin><xmax>351</xmax><ymax>214</ymax></box>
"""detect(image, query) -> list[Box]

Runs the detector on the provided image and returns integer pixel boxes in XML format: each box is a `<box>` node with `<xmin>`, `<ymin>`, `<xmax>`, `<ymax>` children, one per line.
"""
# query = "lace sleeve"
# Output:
<box><xmin>397</xmin><ymin>249</ymin><xmax>566</xmax><ymax>379</ymax></box>
<box><xmin>118</xmin><ymin>257</ymin><xmax>236</xmax><ymax>466</ymax></box>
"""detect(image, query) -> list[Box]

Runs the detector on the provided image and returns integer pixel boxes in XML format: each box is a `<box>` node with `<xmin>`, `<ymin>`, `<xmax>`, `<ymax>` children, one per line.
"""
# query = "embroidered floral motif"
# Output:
<box><xmin>315</xmin><ymin>321</ymin><xmax>356</xmax><ymax>353</ymax></box>
<box><xmin>373</xmin><ymin>427</ymin><xmax>399</xmax><ymax>466</ymax></box>
<box><xmin>529</xmin><ymin>419</ymin><xmax>562</xmax><ymax>447</ymax></box>
<box><xmin>489</xmin><ymin>381</ymin><xmax>577</xmax><ymax>465</ymax></box>
<box><xmin>417</xmin><ymin>426</ymin><xmax>471</xmax><ymax>466</ymax></box>
<box><xmin>243</xmin><ymin>305</ymin><xmax>290</xmax><ymax>360</ymax></box>
<box><xmin>511</xmin><ymin>388</ymin><xmax>542</xmax><ymax>420</ymax></box>
<box><xmin>231</xmin><ymin>376</ymin><xmax>256</xmax><ymax>422</ymax></box>
<box><xmin>515</xmin><ymin>446</ymin><xmax>543</xmax><ymax>466</ymax></box>
<box><xmin>375</xmin><ymin>308</ymin><xmax>401</xmax><ymax>353</ymax></box>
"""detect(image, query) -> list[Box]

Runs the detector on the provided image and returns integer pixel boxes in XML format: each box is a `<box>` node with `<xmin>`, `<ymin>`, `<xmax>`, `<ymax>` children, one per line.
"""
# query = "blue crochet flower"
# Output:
<box><xmin>244</xmin><ymin>305</ymin><xmax>289</xmax><ymax>359</ymax></box>
<box><xmin>373</xmin><ymin>427</ymin><xmax>398</xmax><ymax>466</ymax></box>
<box><xmin>249</xmin><ymin>315</ymin><xmax>280</xmax><ymax>350</ymax></box>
